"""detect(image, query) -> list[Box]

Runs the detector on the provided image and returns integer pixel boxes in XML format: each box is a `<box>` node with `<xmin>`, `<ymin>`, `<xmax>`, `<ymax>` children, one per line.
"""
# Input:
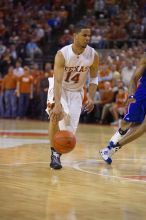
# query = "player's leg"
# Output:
<box><xmin>118</xmin><ymin>101</ymin><xmax>146</xmax><ymax>147</ymax></box>
<box><xmin>99</xmin><ymin>101</ymin><xmax>144</xmax><ymax>164</ymax></box>
<box><xmin>47</xmin><ymin>78</ymin><xmax>63</xmax><ymax>169</ymax></box>
<box><xmin>99</xmin><ymin>119</ymin><xmax>131</xmax><ymax>164</ymax></box>
<box><xmin>59</xmin><ymin>90</ymin><xmax>83</xmax><ymax>134</ymax></box>
<box><xmin>47</xmin><ymin>102</ymin><xmax>63</xmax><ymax>169</ymax></box>
<box><xmin>48</xmin><ymin>88</ymin><xmax>80</xmax><ymax>169</ymax></box>
<box><xmin>118</xmin><ymin>118</ymin><xmax>146</xmax><ymax>147</ymax></box>
<box><xmin>50</xmin><ymin>90</ymin><xmax>82</xmax><ymax>169</ymax></box>
<box><xmin>49</xmin><ymin>119</ymin><xmax>62</xmax><ymax>169</ymax></box>
<box><xmin>48</xmin><ymin>100</ymin><xmax>69</xmax><ymax>169</ymax></box>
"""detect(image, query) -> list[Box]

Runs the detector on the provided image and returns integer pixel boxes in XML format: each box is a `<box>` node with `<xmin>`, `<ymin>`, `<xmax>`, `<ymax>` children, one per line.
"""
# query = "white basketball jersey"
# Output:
<box><xmin>60</xmin><ymin>44</ymin><xmax>96</xmax><ymax>91</ymax></box>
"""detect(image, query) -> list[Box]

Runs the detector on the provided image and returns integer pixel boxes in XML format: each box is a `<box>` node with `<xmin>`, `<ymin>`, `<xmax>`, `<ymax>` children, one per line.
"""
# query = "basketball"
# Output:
<box><xmin>54</xmin><ymin>130</ymin><xmax>76</xmax><ymax>154</ymax></box>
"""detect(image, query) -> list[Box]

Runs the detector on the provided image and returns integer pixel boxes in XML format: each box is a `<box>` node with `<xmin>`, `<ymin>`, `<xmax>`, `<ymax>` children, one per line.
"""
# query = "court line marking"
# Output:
<box><xmin>72</xmin><ymin>159</ymin><xmax>146</xmax><ymax>184</ymax></box>
<box><xmin>1</xmin><ymin>129</ymin><xmax>146</xmax><ymax>183</ymax></box>
<box><xmin>0</xmin><ymin>138</ymin><xmax>49</xmax><ymax>148</ymax></box>
<box><xmin>0</xmin><ymin>129</ymin><xmax>47</xmax><ymax>133</ymax></box>
<box><xmin>0</xmin><ymin>159</ymin><xmax>146</xmax><ymax>183</ymax></box>
<box><xmin>0</xmin><ymin>129</ymin><xmax>48</xmax><ymax>137</ymax></box>
<box><xmin>0</xmin><ymin>129</ymin><xmax>49</xmax><ymax>148</ymax></box>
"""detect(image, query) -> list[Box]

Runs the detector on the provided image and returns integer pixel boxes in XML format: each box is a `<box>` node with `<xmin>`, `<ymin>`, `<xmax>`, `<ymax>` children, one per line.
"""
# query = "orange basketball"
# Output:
<box><xmin>54</xmin><ymin>130</ymin><xmax>76</xmax><ymax>154</ymax></box>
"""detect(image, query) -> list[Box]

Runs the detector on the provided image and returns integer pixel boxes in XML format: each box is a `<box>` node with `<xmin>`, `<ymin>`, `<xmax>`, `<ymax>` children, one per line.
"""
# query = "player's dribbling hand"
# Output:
<box><xmin>84</xmin><ymin>98</ymin><xmax>94</xmax><ymax>113</ymax></box>
<box><xmin>50</xmin><ymin>103</ymin><xmax>64</xmax><ymax>123</ymax></box>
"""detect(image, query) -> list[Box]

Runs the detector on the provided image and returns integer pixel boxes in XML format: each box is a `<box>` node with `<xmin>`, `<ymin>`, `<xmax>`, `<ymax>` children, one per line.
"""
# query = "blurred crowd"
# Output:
<box><xmin>58</xmin><ymin>0</ymin><xmax>146</xmax><ymax>48</ymax></box>
<box><xmin>80</xmin><ymin>46</ymin><xmax>144</xmax><ymax>125</ymax></box>
<box><xmin>0</xmin><ymin>0</ymin><xmax>81</xmax><ymax>76</ymax></box>
<box><xmin>0</xmin><ymin>0</ymin><xmax>146</xmax><ymax>125</ymax></box>
<box><xmin>0</xmin><ymin>61</ymin><xmax>53</xmax><ymax>120</ymax></box>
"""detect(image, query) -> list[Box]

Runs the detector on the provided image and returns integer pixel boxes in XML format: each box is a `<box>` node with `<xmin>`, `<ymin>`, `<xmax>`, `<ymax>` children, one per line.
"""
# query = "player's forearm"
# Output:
<box><xmin>88</xmin><ymin>83</ymin><xmax>97</xmax><ymax>100</ymax></box>
<box><xmin>54</xmin><ymin>79</ymin><xmax>62</xmax><ymax>105</ymax></box>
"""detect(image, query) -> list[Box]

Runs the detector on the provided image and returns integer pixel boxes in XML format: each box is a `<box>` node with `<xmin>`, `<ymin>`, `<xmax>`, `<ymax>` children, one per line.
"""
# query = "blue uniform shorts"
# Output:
<box><xmin>124</xmin><ymin>99</ymin><xmax>146</xmax><ymax>123</ymax></box>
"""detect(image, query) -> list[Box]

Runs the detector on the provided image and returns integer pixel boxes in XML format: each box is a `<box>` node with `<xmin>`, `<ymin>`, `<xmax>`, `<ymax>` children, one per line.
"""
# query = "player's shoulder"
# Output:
<box><xmin>87</xmin><ymin>44</ymin><xmax>96</xmax><ymax>51</ymax></box>
<box><xmin>87</xmin><ymin>45</ymin><xmax>99</xmax><ymax>56</ymax></box>
<box><xmin>89</xmin><ymin>45</ymin><xmax>99</xmax><ymax>56</ymax></box>
<box><xmin>59</xmin><ymin>44</ymin><xmax>72</xmax><ymax>53</ymax></box>
<box><xmin>56</xmin><ymin>44</ymin><xmax>72</xmax><ymax>58</ymax></box>
<box><xmin>88</xmin><ymin>46</ymin><xmax>99</xmax><ymax>64</ymax></box>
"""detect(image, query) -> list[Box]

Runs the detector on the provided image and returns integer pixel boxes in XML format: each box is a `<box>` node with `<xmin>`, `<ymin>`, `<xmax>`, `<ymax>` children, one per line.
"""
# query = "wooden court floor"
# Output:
<box><xmin>0</xmin><ymin>119</ymin><xmax>146</xmax><ymax>220</ymax></box>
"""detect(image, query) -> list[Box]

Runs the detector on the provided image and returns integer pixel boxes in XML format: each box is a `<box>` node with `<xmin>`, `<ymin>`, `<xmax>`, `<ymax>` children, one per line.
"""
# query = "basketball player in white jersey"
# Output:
<box><xmin>47</xmin><ymin>25</ymin><xmax>99</xmax><ymax>169</ymax></box>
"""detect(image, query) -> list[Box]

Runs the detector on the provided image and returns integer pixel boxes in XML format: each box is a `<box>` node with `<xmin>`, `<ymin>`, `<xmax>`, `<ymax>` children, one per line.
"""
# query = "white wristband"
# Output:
<box><xmin>89</xmin><ymin>76</ymin><xmax>98</xmax><ymax>85</ymax></box>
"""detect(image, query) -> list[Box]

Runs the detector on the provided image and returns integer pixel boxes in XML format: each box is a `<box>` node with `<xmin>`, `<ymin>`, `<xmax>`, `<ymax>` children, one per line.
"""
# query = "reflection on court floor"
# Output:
<box><xmin>0</xmin><ymin>119</ymin><xmax>146</xmax><ymax>220</ymax></box>
<box><xmin>73</xmin><ymin>159</ymin><xmax>146</xmax><ymax>183</ymax></box>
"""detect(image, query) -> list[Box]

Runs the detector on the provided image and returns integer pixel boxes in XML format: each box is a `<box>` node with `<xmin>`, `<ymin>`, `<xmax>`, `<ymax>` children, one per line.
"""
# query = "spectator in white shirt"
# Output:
<box><xmin>13</xmin><ymin>60</ymin><xmax>24</xmax><ymax>77</ymax></box>
<box><xmin>121</xmin><ymin>60</ymin><xmax>136</xmax><ymax>87</ymax></box>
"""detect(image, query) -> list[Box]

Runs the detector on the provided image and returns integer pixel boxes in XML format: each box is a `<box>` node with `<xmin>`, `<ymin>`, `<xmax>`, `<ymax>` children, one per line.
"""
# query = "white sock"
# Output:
<box><xmin>110</xmin><ymin>128</ymin><xmax>129</xmax><ymax>145</ymax></box>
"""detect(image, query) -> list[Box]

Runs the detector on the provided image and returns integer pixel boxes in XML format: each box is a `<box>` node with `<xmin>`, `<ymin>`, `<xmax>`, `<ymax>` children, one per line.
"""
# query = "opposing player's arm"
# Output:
<box><xmin>54</xmin><ymin>51</ymin><xmax>65</xmax><ymax>105</ymax></box>
<box><xmin>128</xmin><ymin>55</ymin><xmax>146</xmax><ymax>96</ymax></box>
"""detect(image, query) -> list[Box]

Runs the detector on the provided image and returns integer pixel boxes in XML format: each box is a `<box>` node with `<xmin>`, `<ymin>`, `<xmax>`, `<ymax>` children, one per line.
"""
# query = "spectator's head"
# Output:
<box><xmin>24</xmin><ymin>66</ymin><xmax>30</xmax><ymax>74</ymax></box>
<box><xmin>118</xmin><ymin>87</ymin><xmax>125</xmax><ymax>94</ymax></box>
<box><xmin>117</xmin><ymin>80</ymin><xmax>124</xmax><ymax>89</ymax></box>
<box><xmin>126</xmin><ymin>60</ymin><xmax>133</xmax><ymax>69</ymax></box>
<box><xmin>32</xmin><ymin>63</ymin><xmax>39</xmax><ymax>70</ymax></box>
<box><xmin>44</xmin><ymin>62</ymin><xmax>52</xmax><ymax>71</ymax></box>
<box><xmin>110</xmin><ymin>64</ymin><xmax>117</xmax><ymax>72</ymax></box>
<box><xmin>8</xmin><ymin>65</ymin><xmax>14</xmax><ymax>74</ymax></box>
<box><xmin>15</xmin><ymin>60</ymin><xmax>22</xmax><ymax>68</ymax></box>
<box><xmin>10</xmin><ymin>44</ymin><xmax>16</xmax><ymax>51</ymax></box>
<box><xmin>104</xmin><ymin>81</ymin><xmax>112</xmax><ymax>90</ymax></box>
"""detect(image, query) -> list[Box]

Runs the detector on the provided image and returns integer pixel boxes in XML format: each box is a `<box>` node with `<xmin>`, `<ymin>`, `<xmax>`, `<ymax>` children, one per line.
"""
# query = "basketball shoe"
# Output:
<box><xmin>50</xmin><ymin>148</ymin><xmax>62</xmax><ymax>169</ymax></box>
<box><xmin>99</xmin><ymin>141</ymin><xmax>121</xmax><ymax>164</ymax></box>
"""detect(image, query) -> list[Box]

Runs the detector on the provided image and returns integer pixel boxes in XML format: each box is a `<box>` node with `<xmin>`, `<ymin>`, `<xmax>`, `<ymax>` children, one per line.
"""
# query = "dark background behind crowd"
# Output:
<box><xmin>0</xmin><ymin>0</ymin><xmax>146</xmax><ymax>125</ymax></box>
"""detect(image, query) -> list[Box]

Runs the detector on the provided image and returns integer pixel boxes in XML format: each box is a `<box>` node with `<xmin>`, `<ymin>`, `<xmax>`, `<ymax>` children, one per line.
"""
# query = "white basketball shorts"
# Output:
<box><xmin>47</xmin><ymin>82</ymin><xmax>83</xmax><ymax>134</ymax></box>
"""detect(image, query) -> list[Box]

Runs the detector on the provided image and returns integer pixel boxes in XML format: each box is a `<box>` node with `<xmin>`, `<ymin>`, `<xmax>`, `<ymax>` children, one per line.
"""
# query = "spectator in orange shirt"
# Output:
<box><xmin>98</xmin><ymin>64</ymin><xmax>113</xmax><ymax>90</ymax></box>
<box><xmin>110</xmin><ymin>86</ymin><xmax>128</xmax><ymax>126</ymax></box>
<box><xmin>17</xmin><ymin>66</ymin><xmax>33</xmax><ymax>119</ymax></box>
<box><xmin>30</xmin><ymin>63</ymin><xmax>41</xmax><ymax>81</ymax></box>
<box><xmin>29</xmin><ymin>63</ymin><xmax>42</xmax><ymax>119</ymax></box>
<box><xmin>94</xmin><ymin>81</ymin><xmax>114</xmax><ymax>122</ymax></box>
<box><xmin>2</xmin><ymin>66</ymin><xmax>18</xmax><ymax>118</ymax></box>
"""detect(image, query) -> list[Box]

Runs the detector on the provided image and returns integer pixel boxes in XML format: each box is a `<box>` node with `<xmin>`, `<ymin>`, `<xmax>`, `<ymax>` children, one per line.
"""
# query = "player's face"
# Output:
<box><xmin>75</xmin><ymin>29</ymin><xmax>91</xmax><ymax>48</ymax></box>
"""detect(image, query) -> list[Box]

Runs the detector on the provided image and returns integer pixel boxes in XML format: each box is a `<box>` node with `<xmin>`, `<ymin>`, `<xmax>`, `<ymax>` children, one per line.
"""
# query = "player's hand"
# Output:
<box><xmin>84</xmin><ymin>98</ymin><xmax>94</xmax><ymax>113</ymax></box>
<box><xmin>50</xmin><ymin>103</ymin><xmax>64</xmax><ymax>123</ymax></box>
<box><xmin>126</xmin><ymin>95</ymin><xmax>136</xmax><ymax>106</ymax></box>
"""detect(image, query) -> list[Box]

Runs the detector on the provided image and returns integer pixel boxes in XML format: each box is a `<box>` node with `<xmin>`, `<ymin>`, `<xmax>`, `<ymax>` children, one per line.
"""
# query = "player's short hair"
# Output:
<box><xmin>74</xmin><ymin>24</ymin><xmax>90</xmax><ymax>33</ymax></box>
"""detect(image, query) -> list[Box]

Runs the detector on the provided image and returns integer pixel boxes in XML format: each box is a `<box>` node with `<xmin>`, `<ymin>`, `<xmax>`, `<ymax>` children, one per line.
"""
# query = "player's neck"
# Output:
<box><xmin>72</xmin><ymin>44</ymin><xmax>86</xmax><ymax>55</ymax></box>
